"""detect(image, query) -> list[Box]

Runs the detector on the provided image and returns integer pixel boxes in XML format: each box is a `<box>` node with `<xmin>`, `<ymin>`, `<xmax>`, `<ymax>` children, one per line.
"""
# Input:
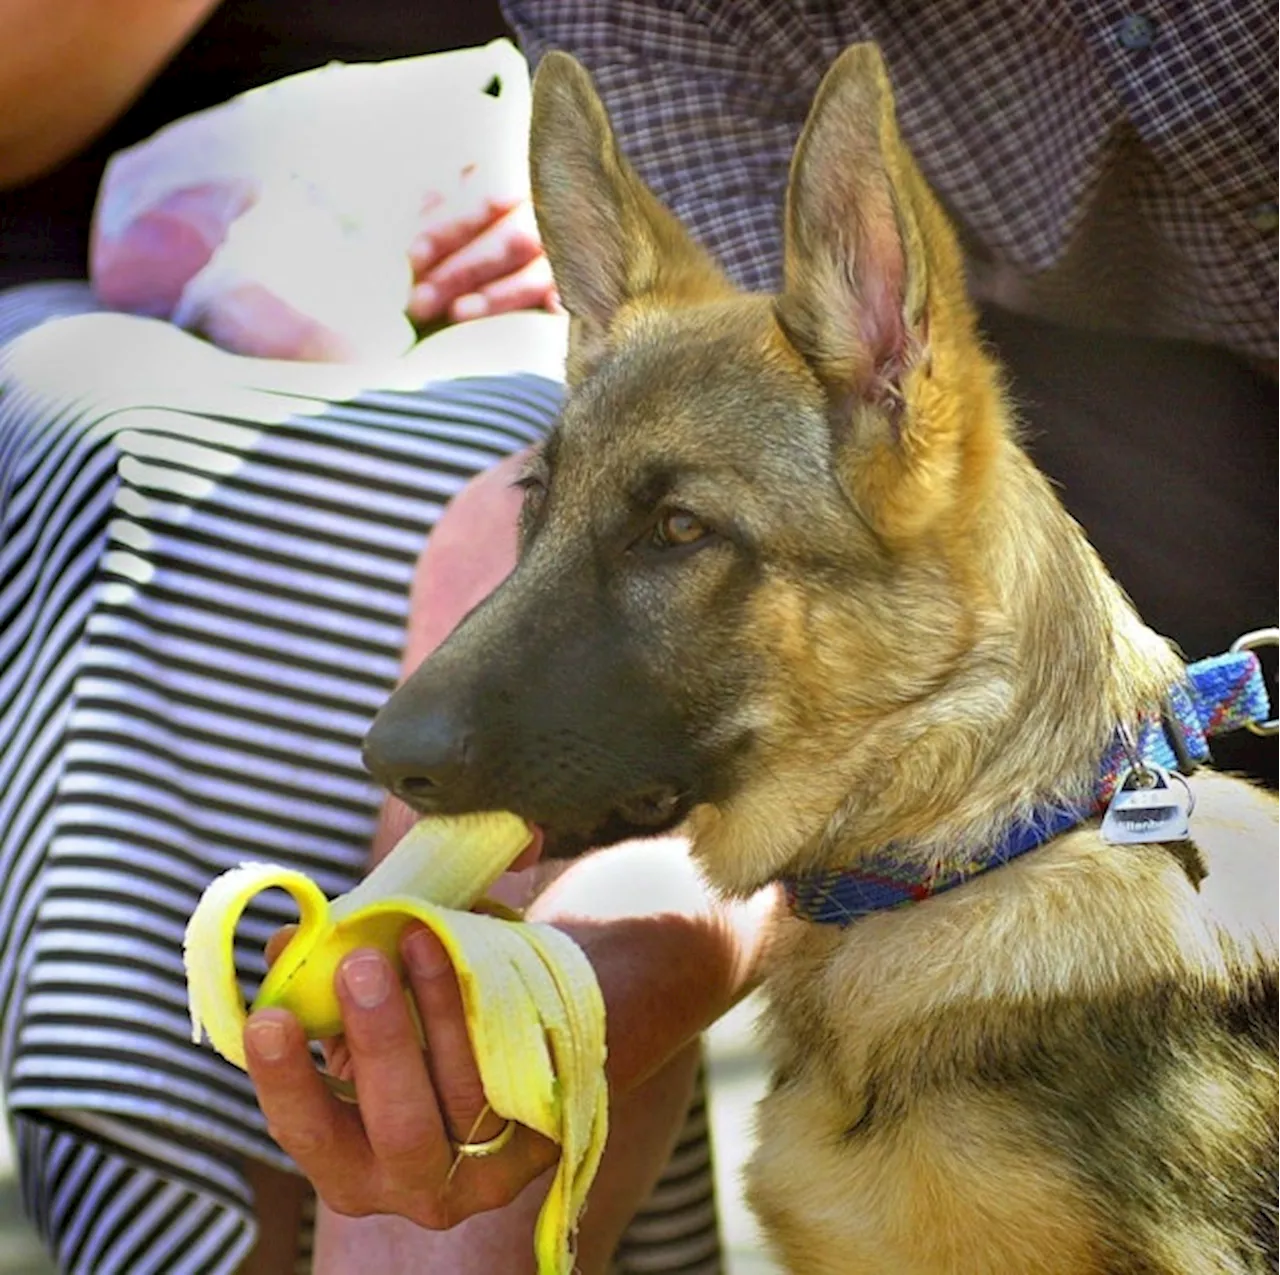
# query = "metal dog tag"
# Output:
<box><xmin>1100</xmin><ymin>764</ymin><xmax>1192</xmax><ymax>845</ymax></box>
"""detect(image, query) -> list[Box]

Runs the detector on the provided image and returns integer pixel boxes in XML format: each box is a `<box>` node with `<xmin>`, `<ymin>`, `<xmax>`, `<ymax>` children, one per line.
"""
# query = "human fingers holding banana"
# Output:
<box><xmin>244</xmin><ymin>921</ymin><xmax>558</xmax><ymax>1229</ymax></box>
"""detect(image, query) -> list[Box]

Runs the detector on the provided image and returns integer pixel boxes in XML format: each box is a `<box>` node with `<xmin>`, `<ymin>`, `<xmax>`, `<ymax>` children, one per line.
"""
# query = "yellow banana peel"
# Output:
<box><xmin>183</xmin><ymin>811</ymin><xmax>608</xmax><ymax>1274</ymax></box>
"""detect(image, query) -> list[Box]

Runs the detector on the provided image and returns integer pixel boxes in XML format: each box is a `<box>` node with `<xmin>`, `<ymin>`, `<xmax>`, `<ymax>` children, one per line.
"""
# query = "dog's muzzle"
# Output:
<box><xmin>361</xmin><ymin>663</ymin><xmax>696</xmax><ymax>854</ymax></box>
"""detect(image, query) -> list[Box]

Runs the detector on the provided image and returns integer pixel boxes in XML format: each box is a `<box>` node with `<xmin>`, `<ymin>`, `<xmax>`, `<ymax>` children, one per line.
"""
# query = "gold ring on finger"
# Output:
<box><xmin>452</xmin><ymin>1117</ymin><xmax>516</xmax><ymax>1158</ymax></box>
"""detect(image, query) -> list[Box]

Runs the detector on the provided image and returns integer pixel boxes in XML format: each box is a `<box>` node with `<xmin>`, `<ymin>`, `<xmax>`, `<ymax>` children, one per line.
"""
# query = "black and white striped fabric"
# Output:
<box><xmin>0</xmin><ymin>285</ymin><xmax>722</xmax><ymax>1274</ymax></box>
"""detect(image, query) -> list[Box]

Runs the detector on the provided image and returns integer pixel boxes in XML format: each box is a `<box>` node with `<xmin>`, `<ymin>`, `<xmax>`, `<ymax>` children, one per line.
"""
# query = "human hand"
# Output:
<box><xmin>92</xmin><ymin>43</ymin><xmax>536</xmax><ymax>360</ymax></box>
<box><xmin>408</xmin><ymin>170</ymin><xmax>558</xmax><ymax>326</ymax></box>
<box><xmin>248</xmin><ymin>453</ymin><xmax>552</xmax><ymax>1228</ymax></box>
<box><xmin>244</xmin><ymin>922</ymin><xmax>557</xmax><ymax>1227</ymax></box>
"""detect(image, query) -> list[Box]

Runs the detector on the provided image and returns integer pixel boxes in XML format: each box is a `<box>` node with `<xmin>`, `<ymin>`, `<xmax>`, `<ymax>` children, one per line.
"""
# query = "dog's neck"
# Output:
<box><xmin>690</xmin><ymin>438</ymin><xmax>1186</xmax><ymax>896</ymax></box>
<box><xmin>783</xmin><ymin>442</ymin><xmax>1182</xmax><ymax>890</ymax></box>
<box><xmin>818</xmin><ymin>445</ymin><xmax>1182</xmax><ymax>875</ymax></box>
<box><xmin>783</xmin><ymin>646</ymin><xmax>1268</xmax><ymax>923</ymax></box>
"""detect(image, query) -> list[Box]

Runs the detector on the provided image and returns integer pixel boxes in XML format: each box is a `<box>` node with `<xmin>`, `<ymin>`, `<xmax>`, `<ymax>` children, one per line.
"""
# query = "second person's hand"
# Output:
<box><xmin>408</xmin><ymin>166</ymin><xmax>558</xmax><ymax>325</ymax></box>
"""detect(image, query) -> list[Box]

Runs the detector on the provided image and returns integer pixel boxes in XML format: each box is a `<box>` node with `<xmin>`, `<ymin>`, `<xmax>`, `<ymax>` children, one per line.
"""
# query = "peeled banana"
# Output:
<box><xmin>183</xmin><ymin>811</ymin><xmax>608</xmax><ymax>1274</ymax></box>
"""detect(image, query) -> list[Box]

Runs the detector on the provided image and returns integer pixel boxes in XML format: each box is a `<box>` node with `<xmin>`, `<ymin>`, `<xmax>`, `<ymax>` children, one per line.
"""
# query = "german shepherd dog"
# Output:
<box><xmin>365</xmin><ymin>46</ymin><xmax>1278</xmax><ymax>1273</ymax></box>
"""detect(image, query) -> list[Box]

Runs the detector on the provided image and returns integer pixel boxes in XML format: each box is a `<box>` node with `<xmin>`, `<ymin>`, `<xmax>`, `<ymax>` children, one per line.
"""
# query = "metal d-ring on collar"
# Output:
<box><xmin>1230</xmin><ymin>627</ymin><xmax>1279</xmax><ymax>735</ymax></box>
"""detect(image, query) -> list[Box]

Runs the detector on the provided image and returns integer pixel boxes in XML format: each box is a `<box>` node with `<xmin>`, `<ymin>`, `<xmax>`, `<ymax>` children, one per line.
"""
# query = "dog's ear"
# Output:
<box><xmin>529</xmin><ymin>52</ymin><xmax>732</xmax><ymax>383</ymax></box>
<box><xmin>777</xmin><ymin>44</ymin><xmax>998</xmax><ymax>544</ymax></box>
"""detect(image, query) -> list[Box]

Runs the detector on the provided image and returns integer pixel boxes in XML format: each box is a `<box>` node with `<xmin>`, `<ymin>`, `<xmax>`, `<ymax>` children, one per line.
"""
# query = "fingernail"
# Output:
<box><xmin>452</xmin><ymin>293</ymin><xmax>487</xmax><ymax>321</ymax></box>
<box><xmin>403</xmin><ymin>927</ymin><xmax>449</xmax><ymax>980</ymax></box>
<box><xmin>342</xmin><ymin>952</ymin><xmax>390</xmax><ymax>1009</ymax></box>
<box><xmin>247</xmin><ymin>1016</ymin><xmax>288</xmax><ymax>1062</ymax></box>
<box><xmin>411</xmin><ymin>282</ymin><xmax>439</xmax><ymax>314</ymax></box>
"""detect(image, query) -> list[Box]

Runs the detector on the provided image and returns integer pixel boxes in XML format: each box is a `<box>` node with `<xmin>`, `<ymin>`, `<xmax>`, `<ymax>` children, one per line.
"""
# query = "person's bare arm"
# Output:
<box><xmin>236</xmin><ymin>1159</ymin><xmax>309</xmax><ymax>1275</ymax></box>
<box><xmin>244</xmin><ymin>453</ymin><xmax>775</xmax><ymax>1272</ymax></box>
<box><xmin>237</xmin><ymin>458</ymin><xmax>529</xmax><ymax>1272</ymax></box>
<box><xmin>252</xmin><ymin>844</ymin><xmax>774</xmax><ymax>1275</ymax></box>
<box><xmin>0</xmin><ymin>0</ymin><xmax>221</xmax><ymax>187</ymax></box>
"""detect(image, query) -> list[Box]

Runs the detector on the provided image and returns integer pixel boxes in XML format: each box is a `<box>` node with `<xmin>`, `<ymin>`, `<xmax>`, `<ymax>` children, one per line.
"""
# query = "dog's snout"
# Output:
<box><xmin>362</xmin><ymin>706</ymin><xmax>471</xmax><ymax>810</ymax></box>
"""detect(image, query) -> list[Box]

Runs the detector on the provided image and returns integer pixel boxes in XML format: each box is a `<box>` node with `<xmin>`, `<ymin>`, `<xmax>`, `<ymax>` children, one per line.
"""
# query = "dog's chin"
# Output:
<box><xmin>537</xmin><ymin>800</ymin><xmax>695</xmax><ymax>860</ymax></box>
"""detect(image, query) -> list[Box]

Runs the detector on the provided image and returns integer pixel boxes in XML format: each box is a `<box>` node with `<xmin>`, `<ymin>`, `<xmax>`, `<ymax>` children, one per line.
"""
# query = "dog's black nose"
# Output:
<box><xmin>361</xmin><ymin>708</ymin><xmax>470</xmax><ymax>811</ymax></box>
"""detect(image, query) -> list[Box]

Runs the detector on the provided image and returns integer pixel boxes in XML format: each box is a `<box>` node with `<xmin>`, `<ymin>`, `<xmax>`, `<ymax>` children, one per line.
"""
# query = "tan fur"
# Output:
<box><xmin>751</xmin><ymin>1087</ymin><xmax>1105</xmax><ymax>1274</ymax></box>
<box><xmin>750</xmin><ymin>775</ymin><xmax>1276</xmax><ymax>1273</ymax></box>
<box><xmin>526</xmin><ymin>45</ymin><xmax>1279</xmax><ymax>1274</ymax></box>
<box><xmin>528</xmin><ymin>57</ymin><xmax>732</xmax><ymax>386</ymax></box>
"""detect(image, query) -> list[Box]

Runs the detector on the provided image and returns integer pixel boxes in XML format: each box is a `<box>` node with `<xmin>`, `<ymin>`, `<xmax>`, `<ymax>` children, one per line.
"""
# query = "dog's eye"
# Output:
<box><xmin>652</xmin><ymin>508</ymin><xmax>710</xmax><ymax>550</ymax></box>
<box><xmin>515</xmin><ymin>475</ymin><xmax>548</xmax><ymax>522</ymax></box>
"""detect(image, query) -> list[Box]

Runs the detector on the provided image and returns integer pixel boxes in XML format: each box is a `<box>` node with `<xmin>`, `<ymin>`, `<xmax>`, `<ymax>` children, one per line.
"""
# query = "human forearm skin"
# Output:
<box><xmin>0</xmin><ymin>0</ymin><xmax>222</xmax><ymax>187</ymax></box>
<box><xmin>307</xmin><ymin>836</ymin><xmax>771</xmax><ymax>1275</ymax></box>
<box><xmin>528</xmin><ymin>836</ymin><xmax>776</xmax><ymax>1094</ymax></box>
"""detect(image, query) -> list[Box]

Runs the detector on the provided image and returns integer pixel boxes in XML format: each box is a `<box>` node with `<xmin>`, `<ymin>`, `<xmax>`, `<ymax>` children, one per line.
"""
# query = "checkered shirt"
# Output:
<box><xmin>504</xmin><ymin>0</ymin><xmax>1278</xmax><ymax>360</ymax></box>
